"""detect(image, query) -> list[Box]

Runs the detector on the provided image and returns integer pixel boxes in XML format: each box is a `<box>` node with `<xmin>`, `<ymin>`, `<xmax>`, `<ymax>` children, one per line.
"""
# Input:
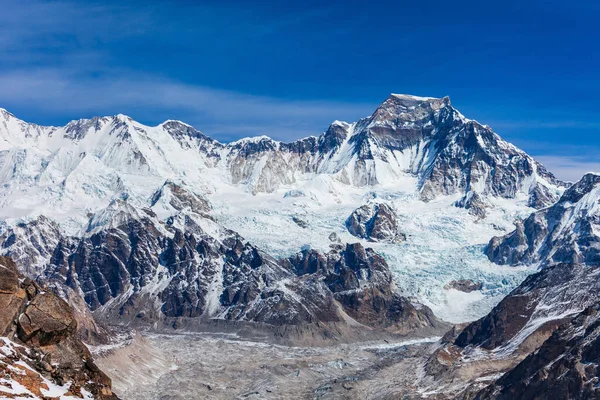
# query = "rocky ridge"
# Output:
<box><xmin>486</xmin><ymin>172</ymin><xmax>600</xmax><ymax>267</ymax></box>
<box><xmin>346</xmin><ymin>202</ymin><xmax>406</xmax><ymax>243</ymax></box>
<box><xmin>475</xmin><ymin>303</ymin><xmax>600</xmax><ymax>399</ymax></box>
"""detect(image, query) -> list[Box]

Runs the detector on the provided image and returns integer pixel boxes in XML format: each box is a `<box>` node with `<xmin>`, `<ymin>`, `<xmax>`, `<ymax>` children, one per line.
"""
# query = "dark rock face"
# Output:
<box><xmin>0</xmin><ymin>256</ymin><xmax>118</xmax><ymax>399</ymax></box>
<box><xmin>453</xmin><ymin>191</ymin><xmax>488</xmax><ymax>219</ymax></box>
<box><xmin>486</xmin><ymin>173</ymin><xmax>600</xmax><ymax>267</ymax></box>
<box><xmin>328</xmin><ymin>232</ymin><xmax>340</xmax><ymax>243</ymax></box>
<box><xmin>286</xmin><ymin>243</ymin><xmax>442</xmax><ymax>333</ymax></box>
<box><xmin>477</xmin><ymin>304</ymin><xmax>600</xmax><ymax>400</ymax></box>
<box><xmin>292</xmin><ymin>216</ymin><xmax>308</xmax><ymax>228</ymax></box>
<box><xmin>444</xmin><ymin>279</ymin><xmax>482</xmax><ymax>293</ymax></box>
<box><xmin>455</xmin><ymin>263</ymin><xmax>600</xmax><ymax>352</ymax></box>
<box><xmin>346</xmin><ymin>203</ymin><xmax>406</xmax><ymax>243</ymax></box>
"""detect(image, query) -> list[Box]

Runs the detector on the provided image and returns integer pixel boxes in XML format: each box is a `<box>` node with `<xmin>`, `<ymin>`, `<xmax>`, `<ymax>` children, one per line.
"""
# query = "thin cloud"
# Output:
<box><xmin>0</xmin><ymin>68</ymin><xmax>375</xmax><ymax>141</ymax></box>
<box><xmin>0</xmin><ymin>0</ymin><xmax>376</xmax><ymax>141</ymax></box>
<box><xmin>490</xmin><ymin>120</ymin><xmax>600</xmax><ymax>130</ymax></box>
<box><xmin>535</xmin><ymin>155</ymin><xmax>600</xmax><ymax>183</ymax></box>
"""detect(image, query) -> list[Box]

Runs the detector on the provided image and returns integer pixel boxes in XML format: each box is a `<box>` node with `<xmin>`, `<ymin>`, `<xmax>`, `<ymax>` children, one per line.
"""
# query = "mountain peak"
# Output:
<box><xmin>229</xmin><ymin>135</ymin><xmax>276</xmax><ymax>146</ymax></box>
<box><xmin>390</xmin><ymin>93</ymin><xmax>444</xmax><ymax>101</ymax></box>
<box><xmin>115</xmin><ymin>113</ymin><xmax>132</xmax><ymax>121</ymax></box>
<box><xmin>560</xmin><ymin>172</ymin><xmax>600</xmax><ymax>203</ymax></box>
<box><xmin>387</xmin><ymin>93</ymin><xmax>451</xmax><ymax>107</ymax></box>
<box><xmin>160</xmin><ymin>119</ymin><xmax>194</xmax><ymax>129</ymax></box>
<box><xmin>369</xmin><ymin>94</ymin><xmax>452</xmax><ymax>126</ymax></box>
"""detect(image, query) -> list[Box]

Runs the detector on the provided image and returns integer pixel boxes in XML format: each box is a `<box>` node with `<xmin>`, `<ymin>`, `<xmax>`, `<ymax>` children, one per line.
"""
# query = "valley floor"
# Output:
<box><xmin>96</xmin><ymin>330</ymin><xmax>442</xmax><ymax>400</ymax></box>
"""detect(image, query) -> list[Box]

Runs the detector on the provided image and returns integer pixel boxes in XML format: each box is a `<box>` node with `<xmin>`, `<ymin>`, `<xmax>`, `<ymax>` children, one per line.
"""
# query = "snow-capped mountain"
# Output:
<box><xmin>486</xmin><ymin>172</ymin><xmax>600</xmax><ymax>267</ymax></box>
<box><xmin>0</xmin><ymin>95</ymin><xmax>564</xmax><ymax>235</ymax></box>
<box><xmin>0</xmin><ymin>95</ymin><xmax>591</xmax><ymax>398</ymax></box>
<box><xmin>0</xmin><ymin>94</ymin><xmax>570</xmax><ymax>336</ymax></box>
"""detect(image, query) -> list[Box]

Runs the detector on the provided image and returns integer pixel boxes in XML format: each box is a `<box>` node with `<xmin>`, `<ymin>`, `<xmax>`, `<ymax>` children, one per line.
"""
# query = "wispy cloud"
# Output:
<box><xmin>0</xmin><ymin>0</ymin><xmax>376</xmax><ymax>141</ymax></box>
<box><xmin>535</xmin><ymin>155</ymin><xmax>600</xmax><ymax>182</ymax></box>
<box><xmin>489</xmin><ymin>120</ymin><xmax>600</xmax><ymax>130</ymax></box>
<box><xmin>0</xmin><ymin>68</ymin><xmax>374</xmax><ymax>141</ymax></box>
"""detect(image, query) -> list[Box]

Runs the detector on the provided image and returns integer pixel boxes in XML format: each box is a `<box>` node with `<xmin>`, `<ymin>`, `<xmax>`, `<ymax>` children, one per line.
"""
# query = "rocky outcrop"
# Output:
<box><xmin>453</xmin><ymin>191</ymin><xmax>489</xmax><ymax>219</ymax></box>
<box><xmin>0</xmin><ymin>256</ymin><xmax>117</xmax><ymax>399</ymax></box>
<box><xmin>455</xmin><ymin>263</ymin><xmax>600</xmax><ymax>353</ymax></box>
<box><xmin>527</xmin><ymin>181</ymin><xmax>559</xmax><ymax>209</ymax></box>
<box><xmin>292</xmin><ymin>216</ymin><xmax>308</xmax><ymax>228</ymax></box>
<box><xmin>150</xmin><ymin>180</ymin><xmax>212</xmax><ymax>217</ymax></box>
<box><xmin>286</xmin><ymin>243</ymin><xmax>443</xmax><ymax>333</ymax></box>
<box><xmin>475</xmin><ymin>304</ymin><xmax>600</xmax><ymax>399</ymax></box>
<box><xmin>444</xmin><ymin>279</ymin><xmax>482</xmax><ymax>293</ymax></box>
<box><xmin>346</xmin><ymin>203</ymin><xmax>405</xmax><ymax>243</ymax></box>
<box><xmin>486</xmin><ymin>173</ymin><xmax>600</xmax><ymax>267</ymax></box>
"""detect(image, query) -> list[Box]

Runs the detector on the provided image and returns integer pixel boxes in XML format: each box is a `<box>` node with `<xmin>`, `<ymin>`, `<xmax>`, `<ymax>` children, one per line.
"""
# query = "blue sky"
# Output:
<box><xmin>0</xmin><ymin>0</ymin><xmax>599</xmax><ymax>180</ymax></box>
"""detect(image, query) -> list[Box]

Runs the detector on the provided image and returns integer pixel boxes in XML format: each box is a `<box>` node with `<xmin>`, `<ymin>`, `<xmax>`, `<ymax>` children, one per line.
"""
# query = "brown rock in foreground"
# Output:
<box><xmin>0</xmin><ymin>256</ymin><xmax>118</xmax><ymax>399</ymax></box>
